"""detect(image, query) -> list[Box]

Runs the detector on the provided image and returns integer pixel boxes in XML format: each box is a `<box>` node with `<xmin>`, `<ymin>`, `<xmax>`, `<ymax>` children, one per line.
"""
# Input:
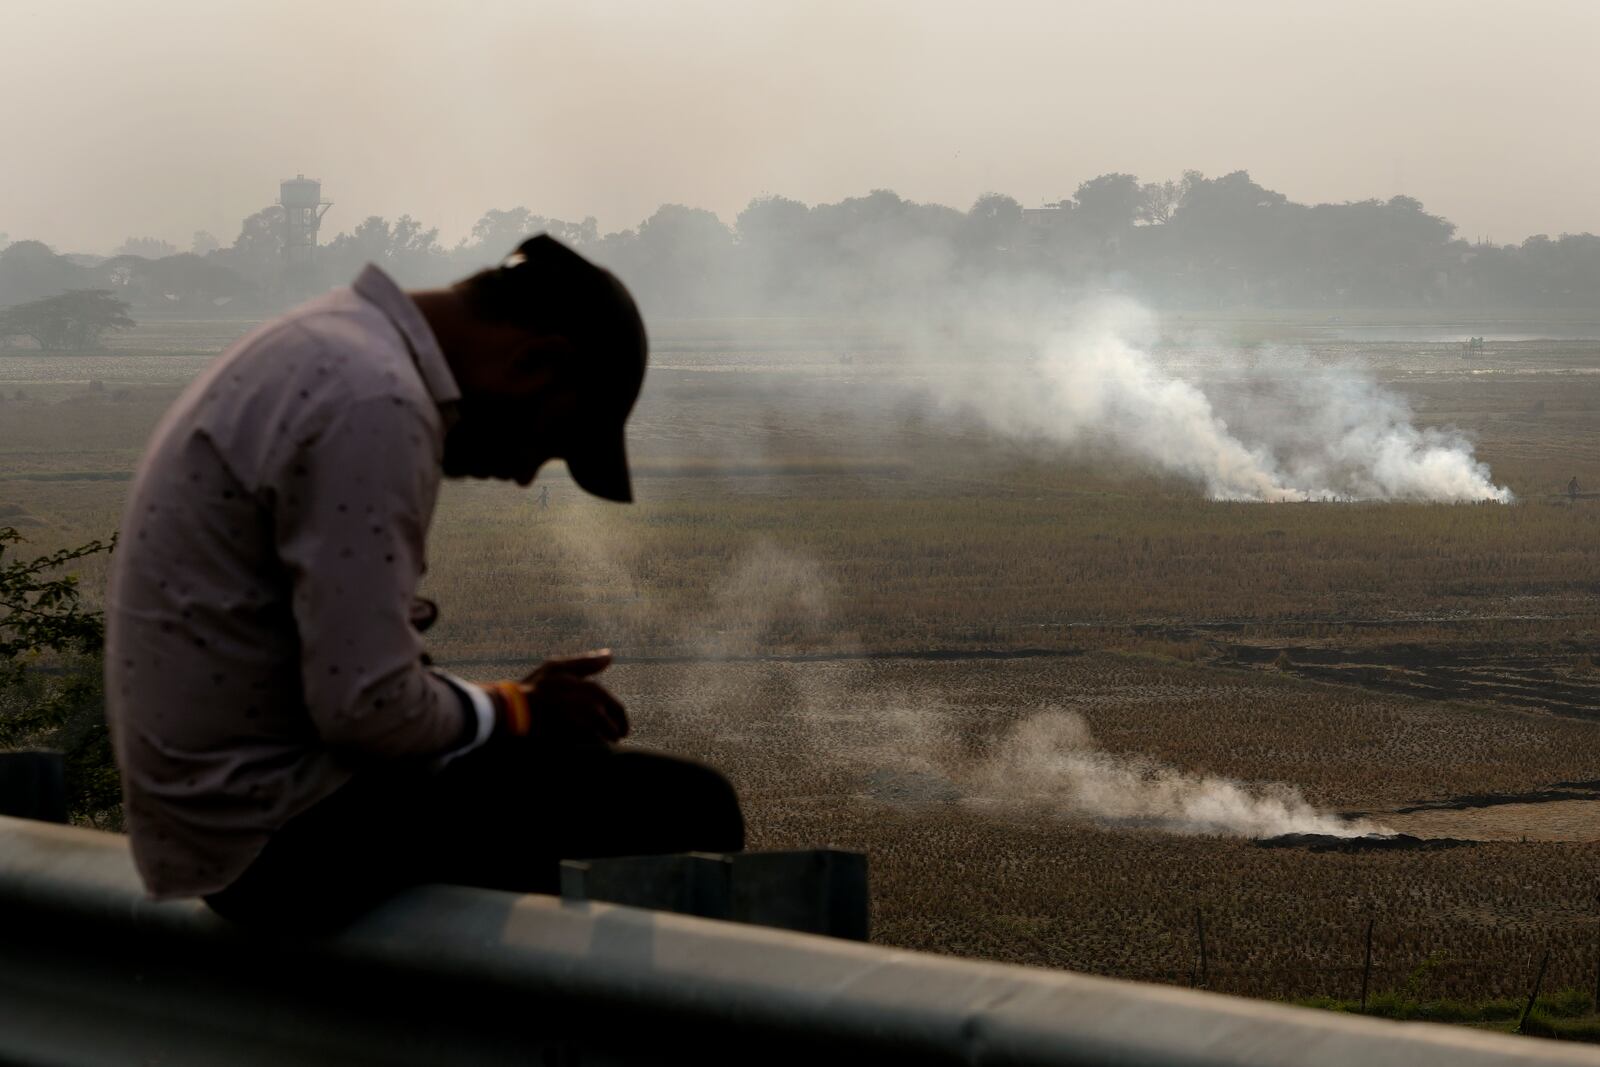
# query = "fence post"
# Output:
<box><xmin>1593</xmin><ymin>930</ymin><xmax>1600</xmax><ymax>1013</ymax></box>
<box><xmin>0</xmin><ymin>751</ymin><xmax>67</xmax><ymax>823</ymax></box>
<box><xmin>1359</xmin><ymin>917</ymin><xmax>1373</xmax><ymax>1012</ymax></box>
<box><xmin>1516</xmin><ymin>949</ymin><xmax>1551</xmax><ymax>1035</ymax></box>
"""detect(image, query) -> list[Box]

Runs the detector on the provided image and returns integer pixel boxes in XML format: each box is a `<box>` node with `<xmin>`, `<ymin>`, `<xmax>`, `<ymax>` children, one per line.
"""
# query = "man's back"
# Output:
<box><xmin>107</xmin><ymin>267</ymin><xmax>463</xmax><ymax>899</ymax></box>
<box><xmin>107</xmin><ymin>239</ymin><xmax>741</xmax><ymax>929</ymax></box>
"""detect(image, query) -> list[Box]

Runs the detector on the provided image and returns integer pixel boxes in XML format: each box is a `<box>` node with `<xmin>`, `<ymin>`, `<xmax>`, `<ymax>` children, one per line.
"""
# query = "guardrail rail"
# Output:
<box><xmin>2</xmin><ymin>814</ymin><xmax>1597</xmax><ymax>1066</ymax></box>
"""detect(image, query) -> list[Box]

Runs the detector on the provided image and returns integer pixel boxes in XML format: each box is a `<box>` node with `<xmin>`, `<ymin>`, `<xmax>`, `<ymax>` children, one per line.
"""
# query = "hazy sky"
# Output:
<box><xmin>5</xmin><ymin>0</ymin><xmax>1597</xmax><ymax>254</ymax></box>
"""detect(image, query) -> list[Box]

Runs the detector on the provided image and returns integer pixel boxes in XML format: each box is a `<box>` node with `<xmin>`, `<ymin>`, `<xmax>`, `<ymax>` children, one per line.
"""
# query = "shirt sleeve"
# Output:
<box><xmin>431</xmin><ymin>670</ymin><xmax>497</xmax><ymax>767</ymax></box>
<box><xmin>274</xmin><ymin>393</ymin><xmax>463</xmax><ymax>757</ymax></box>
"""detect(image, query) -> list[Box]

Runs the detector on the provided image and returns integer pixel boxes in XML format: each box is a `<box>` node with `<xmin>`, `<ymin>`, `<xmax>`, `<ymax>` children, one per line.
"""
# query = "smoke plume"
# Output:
<box><xmin>618</xmin><ymin>542</ymin><xmax>1381</xmax><ymax>841</ymax></box>
<box><xmin>967</xmin><ymin>709</ymin><xmax>1384</xmax><ymax>838</ymax></box>
<box><xmin>929</xmin><ymin>298</ymin><xmax>1512</xmax><ymax>503</ymax></box>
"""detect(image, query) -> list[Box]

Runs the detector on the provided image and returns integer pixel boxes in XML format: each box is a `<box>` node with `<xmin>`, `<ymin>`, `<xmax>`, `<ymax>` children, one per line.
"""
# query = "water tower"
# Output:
<box><xmin>278</xmin><ymin>174</ymin><xmax>332</xmax><ymax>271</ymax></box>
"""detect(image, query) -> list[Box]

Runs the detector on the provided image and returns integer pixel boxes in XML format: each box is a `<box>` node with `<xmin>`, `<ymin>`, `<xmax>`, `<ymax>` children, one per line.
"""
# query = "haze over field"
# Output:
<box><xmin>7</xmin><ymin>0</ymin><xmax>1600</xmax><ymax>1020</ymax></box>
<box><xmin>925</xmin><ymin>299</ymin><xmax>1513</xmax><ymax>502</ymax></box>
<box><xmin>5</xmin><ymin>0</ymin><xmax>1600</xmax><ymax>252</ymax></box>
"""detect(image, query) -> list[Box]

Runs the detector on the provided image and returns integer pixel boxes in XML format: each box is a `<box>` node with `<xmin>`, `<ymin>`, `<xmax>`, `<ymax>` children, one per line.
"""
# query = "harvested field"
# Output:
<box><xmin>430</xmin><ymin>653</ymin><xmax>1600</xmax><ymax>1000</ymax></box>
<box><xmin>1378</xmin><ymin>801</ymin><xmax>1600</xmax><ymax>842</ymax></box>
<box><xmin>4</xmin><ymin>315</ymin><xmax>1600</xmax><ymax>1003</ymax></box>
<box><xmin>586</xmin><ymin>656</ymin><xmax>1600</xmax><ymax>813</ymax></box>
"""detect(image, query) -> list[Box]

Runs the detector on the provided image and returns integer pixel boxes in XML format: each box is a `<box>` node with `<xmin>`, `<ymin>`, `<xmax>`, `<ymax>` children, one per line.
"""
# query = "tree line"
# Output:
<box><xmin>2</xmin><ymin>170</ymin><xmax>1597</xmax><ymax>325</ymax></box>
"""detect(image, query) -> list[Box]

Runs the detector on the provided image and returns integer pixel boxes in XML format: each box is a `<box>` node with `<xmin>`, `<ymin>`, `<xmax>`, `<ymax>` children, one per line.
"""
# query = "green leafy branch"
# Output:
<box><xmin>0</xmin><ymin>526</ymin><xmax>114</xmax><ymax>690</ymax></box>
<box><xmin>0</xmin><ymin>527</ymin><xmax>120</xmax><ymax>823</ymax></box>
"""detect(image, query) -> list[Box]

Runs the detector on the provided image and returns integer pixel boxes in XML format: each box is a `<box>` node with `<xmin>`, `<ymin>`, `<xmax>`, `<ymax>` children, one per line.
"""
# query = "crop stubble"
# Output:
<box><xmin>3</xmin><ymin>320</ymin><xmax>1600</xmax><ymax>1000</ymax></box>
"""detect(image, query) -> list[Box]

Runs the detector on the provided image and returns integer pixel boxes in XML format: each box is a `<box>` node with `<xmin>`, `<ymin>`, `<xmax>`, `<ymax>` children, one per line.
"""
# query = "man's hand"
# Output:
<box><xmin>516</xmin><ymin>650</ymin><xmax>630</xmax><ymax>744</ymax></box>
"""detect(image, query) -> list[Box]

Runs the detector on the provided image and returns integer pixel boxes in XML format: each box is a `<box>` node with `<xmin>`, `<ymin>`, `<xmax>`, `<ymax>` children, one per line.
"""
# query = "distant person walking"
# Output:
<box><xmin>105</xmin><ymin>236</ymin><xmax>744</xmax><ymax>930</ymax></box>
<box><xmin>539</xmin><ymin>483</ymin><xmax>550</xmax><ymax>509</ymax></box>
<box><xmin>1569</xmin><ymin>476</ymin><xmax>1581</xmax><ymax>501</ymax></box>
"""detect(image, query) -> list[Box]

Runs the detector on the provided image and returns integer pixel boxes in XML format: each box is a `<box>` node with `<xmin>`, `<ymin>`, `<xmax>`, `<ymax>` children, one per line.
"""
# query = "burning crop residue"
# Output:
<box><xmin>936</xmin><ymin>298</ymin><xmax>1513</xmax><ymax>504</ymax></box>
<box><xmin>965</xmin><ymin>710</ymin><xmax>1389</xmax><ymax>840</ymax></box>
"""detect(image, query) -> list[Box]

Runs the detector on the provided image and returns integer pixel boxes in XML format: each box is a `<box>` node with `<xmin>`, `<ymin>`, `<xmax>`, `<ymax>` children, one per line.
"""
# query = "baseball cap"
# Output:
<box><xmin>495</xmin><ymin>236</ymin><xmax>647</xmax><ymax>503</ymax></box>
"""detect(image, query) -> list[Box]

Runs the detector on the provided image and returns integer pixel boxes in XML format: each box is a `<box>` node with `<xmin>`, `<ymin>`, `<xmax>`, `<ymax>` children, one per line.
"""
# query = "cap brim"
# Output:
<box><xmin>565</xmin><ymin>424</ymin><xmax>633</xmax><ymax>503</ymax></box>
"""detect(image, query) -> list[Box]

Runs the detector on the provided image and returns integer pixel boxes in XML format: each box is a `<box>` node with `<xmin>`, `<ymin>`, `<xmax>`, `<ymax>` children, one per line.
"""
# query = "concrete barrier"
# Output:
<box><xmin>1</xmin><ymin>814</ymin><xmax>1597</xmax><ymax>1067</ymax></box>
<box><xmin>0</xmin><ymin>751</ymin><xmax>66</xmax><ymax>823</ymax></box>
<box><xmin>560</xmin><ymin>848</ymin><xmax>870</xmax><ymax>940</ymax></box>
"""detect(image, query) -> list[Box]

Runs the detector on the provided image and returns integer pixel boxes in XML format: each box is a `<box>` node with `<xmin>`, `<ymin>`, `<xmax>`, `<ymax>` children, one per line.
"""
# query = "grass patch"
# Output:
<box><xmin>1300</xmin><ymin>988</ymin><xmax>1600</xmax><ymax>1042</ymax></box>
<box><xmin>11</xmin><ymin>471</ymin><xmax>132</xmax><ymax>483</ymax></box>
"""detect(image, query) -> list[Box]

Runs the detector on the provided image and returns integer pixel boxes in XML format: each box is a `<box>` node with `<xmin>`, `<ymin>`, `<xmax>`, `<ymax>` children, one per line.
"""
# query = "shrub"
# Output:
<box><xmin>0</xmin><ymin>527</ymin><xmax>120</xmax><ymax>825</ymax></box>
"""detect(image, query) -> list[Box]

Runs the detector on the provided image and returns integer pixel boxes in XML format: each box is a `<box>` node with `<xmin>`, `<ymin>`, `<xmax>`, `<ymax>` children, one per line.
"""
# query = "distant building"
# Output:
<box><xmin>1020</xmin><ymin>205</ymin><xmax>1068</xmax><ymax>243</ymax></box>
<box><xmin>278</xmin><ymin>175</ymin><xmax>332</xmax><ymax>292</ymax></box>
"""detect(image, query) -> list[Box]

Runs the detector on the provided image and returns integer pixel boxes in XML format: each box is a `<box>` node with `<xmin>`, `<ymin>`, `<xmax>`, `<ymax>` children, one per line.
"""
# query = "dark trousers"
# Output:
<box><xmin>205</xmin><ymin>741</ymin><xmax>745</xmax><ymax>931</ymax></box>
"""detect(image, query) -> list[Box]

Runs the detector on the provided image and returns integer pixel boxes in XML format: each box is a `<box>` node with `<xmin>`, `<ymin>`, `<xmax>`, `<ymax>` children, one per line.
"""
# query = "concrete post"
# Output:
<box><xmin>561</xmin><ymin>848</ymin><xmax>869</xmax><ymax>940</ymax></box>
<box><xmin>0</xmin><ymin>751</ymin><xmax>67</xmax><ymax>823</ymax></box>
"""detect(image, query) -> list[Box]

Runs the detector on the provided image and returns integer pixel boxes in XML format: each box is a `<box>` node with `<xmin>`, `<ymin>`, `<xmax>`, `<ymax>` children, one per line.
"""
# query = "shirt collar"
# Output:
<box><xmin>351</xmin><ymin>264</ymin><xmax>461</xmax><ymax>409</ymax></box>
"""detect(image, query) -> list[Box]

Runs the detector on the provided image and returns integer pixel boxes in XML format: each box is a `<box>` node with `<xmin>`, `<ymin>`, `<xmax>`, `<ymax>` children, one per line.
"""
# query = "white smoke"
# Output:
<box><xmin>702</xmin><ymin>542</ymin><xmax>838</xmax><ymax>658</ymax></box>
<box><xmin>599</xmin><ymin>541</ymin><xmax>1383</xmax><ymax>841</ymax></box>
<box><xmin>967</xmin><ymin>709</ymin><xmax>1386</xmax><ymax>838</ymax></box>
<box><xmin>937</xmin><ymin>298</ymin><xmax>1512</xmax><ymax>503</ymax></box>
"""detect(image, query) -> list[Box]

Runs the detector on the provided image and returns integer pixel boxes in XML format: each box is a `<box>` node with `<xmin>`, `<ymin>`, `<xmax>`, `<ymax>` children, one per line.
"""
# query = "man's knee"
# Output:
<box><xmin>625</xmin><ymin>749</ymin><xmax>745</xmax><ymax>853</ymax></box>
<box><xmin>683</xmin><ymin>760</ymin><xmax>745</xmax><ymax>853</ymax></box>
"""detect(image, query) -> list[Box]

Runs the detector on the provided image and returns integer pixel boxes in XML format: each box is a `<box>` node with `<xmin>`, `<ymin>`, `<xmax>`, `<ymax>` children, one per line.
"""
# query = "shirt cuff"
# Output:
<box><xmin>430</xmin><ymin>670</ymin><xmax>496</xmax><ymax>767</ymax></box>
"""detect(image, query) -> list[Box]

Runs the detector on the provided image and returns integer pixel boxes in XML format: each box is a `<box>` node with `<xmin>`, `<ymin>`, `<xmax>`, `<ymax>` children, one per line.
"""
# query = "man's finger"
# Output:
<box><xmin>524</xmin><ymin>649</ymin><xmax>612</xmax><ymax>682</ymax></box>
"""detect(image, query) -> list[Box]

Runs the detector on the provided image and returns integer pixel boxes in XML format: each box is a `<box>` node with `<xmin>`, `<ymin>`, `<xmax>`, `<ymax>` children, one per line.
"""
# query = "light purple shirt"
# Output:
<box><xmin>107</xmin><ymin>266</ymin><xmax>489</xmax><ymax>899</ymax></box>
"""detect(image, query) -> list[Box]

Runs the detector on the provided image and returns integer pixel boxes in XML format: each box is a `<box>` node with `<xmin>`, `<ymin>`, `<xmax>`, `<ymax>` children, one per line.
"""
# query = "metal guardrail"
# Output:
<box><xmin>2</xmin><ymin>814</ymin><xmax>1598</xmax><ymax>1067</ymax></box>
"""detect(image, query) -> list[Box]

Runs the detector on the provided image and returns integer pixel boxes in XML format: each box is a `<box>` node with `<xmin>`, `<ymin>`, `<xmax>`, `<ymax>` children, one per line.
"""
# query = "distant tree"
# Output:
<box><xmin>78</xmin><ymin>180</ymin><xmax>1595</xmax><ymax>317</ymax></box>
<box><xmin>963</xmin><ymin>192</ymin><xmax>1024</xmax><ymax>251</ymax></box>
<box><xmin>218</xmin><ymin>205</ymin><xmax>286</xmax><ymax>285</ymax></box>
<box><xmin>458</xmin><ymin>208</ymin><xmax>600</xmax><ymax>265</ymax></box>
<box><xmin>610</xmin><ymin>204</ymin><xmax>736</xmax><ymax>315</ymax></box>
<box><xmin>1073</xmin><ymin>173</ymin><xmax>1144</xmax><ymax>235</ymax></box>
<box><xmin>91</xmin><ymin>253</ymin><xmax>251</xmax><ymax>313</ymax></box>
<box><xmin>0</xmin><ymin>290</ymin><xmax>134</xmax><ymax>350</ymax></box>
<box><xmin>1167</xmin><ymin>170</ymin><xmax>1292</xmax><ymax>294</ymax></box>
<box><xmin>323</xmin><ymin>214</ymin><xmax>450</xmax><ymax>285</ymax></box>
<box><xmin>731</xmin><ymin>196</ymin><xmax>813</xmax><ymax>309</ymax></box>
<box><xmin>735</xmin><ymin>195</ymin><xmax>812</xmax><ymax>246</ymax></box>
<box><xmin>545</xmin><ymin>216</ymin><xmax>599</xmax><ymax>249</ymax></box>
<box><xmin>1137</xmin><ymin>179</ymin><xmax>1185</xmax><ymax>226</ymax></box>
<box><xmin>1483</xmin><ymin>231</ymin><xmax>1600</xmax><ymax>307</ymax></box>
<box><xmin>113</xmin><ymin>236</ymin><xmax>179</xmax><ymax>259</ymax></box>
<box><xmin>1172</xmin><ymin>170</ymin><xmax>1288</xmax><ymax>233</ymax></box>
<box><xmin>191</xmin><ymin>230</ymin><xmax>220</xmax><ymax>255</ymax></box>
<box><xmin>387</xmin><ymin>215</ymin><xmax>444</xmax><ymax>268</ymax></box>
<box><xmin>467</xmin><ymin>206</ymin><xmax>538</xmax><ymax>253</ymax></box>
<box><xmin>0</xmin><ymin>240</ymin><xmax>91</xmax><ymax>307</ymax></box>
<box><xmin>801</xmin><ymin>189</ymin><xmax>962</xmax><ymax>308</ymax></box>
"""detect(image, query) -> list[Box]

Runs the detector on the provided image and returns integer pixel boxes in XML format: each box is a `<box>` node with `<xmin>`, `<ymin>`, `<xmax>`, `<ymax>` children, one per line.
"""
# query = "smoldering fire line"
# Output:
<box><xmin>964</xmin><ymin>710</ymin><xmax>1387</xmax><ymax>840</ymax></box>
<box><xmin>914</xmin><ymin>297</ymin><xmax>1513</xmax><ymax>504</ymax></box>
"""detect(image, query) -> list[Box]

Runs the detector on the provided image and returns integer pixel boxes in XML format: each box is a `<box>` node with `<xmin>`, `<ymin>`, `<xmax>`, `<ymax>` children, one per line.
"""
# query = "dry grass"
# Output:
<box><xmin>858</xmin><ymin>815</ymin><xmax>1600</xmax><ymax>1001</ymax></box>
<box><xmin>5</xmin><ymin>319</ymin><xmax>1600</xmax><ymax>1003</ymax></box>
<box><xmin>406</xmin><ymin>480</ymin><xmax>1600</xmax><ymax>663</ymax></box>
<box><xmin>588</xmin><ymin>656</ymin><xmax>1600</xmax><ymax>1002</ymax></box>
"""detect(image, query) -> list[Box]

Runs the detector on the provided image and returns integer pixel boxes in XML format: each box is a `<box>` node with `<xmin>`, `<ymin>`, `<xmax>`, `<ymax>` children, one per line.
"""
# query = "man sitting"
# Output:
<box><xmin>105</xmin><ymin>236</ymin><xmax>744</xmax><ymax>929</ymax></box>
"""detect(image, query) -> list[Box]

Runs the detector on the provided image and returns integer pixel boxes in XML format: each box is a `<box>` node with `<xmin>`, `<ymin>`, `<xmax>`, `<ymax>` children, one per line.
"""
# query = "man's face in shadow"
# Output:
<box><xmin>441</xmin><ymin>326</ymin><xmax>639</xmax><ymax>491</ymax></box>
<box><xmin>443</xmin><ymin>389</ymin><xmax>581</xmax><ymax>486</ymax></box>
